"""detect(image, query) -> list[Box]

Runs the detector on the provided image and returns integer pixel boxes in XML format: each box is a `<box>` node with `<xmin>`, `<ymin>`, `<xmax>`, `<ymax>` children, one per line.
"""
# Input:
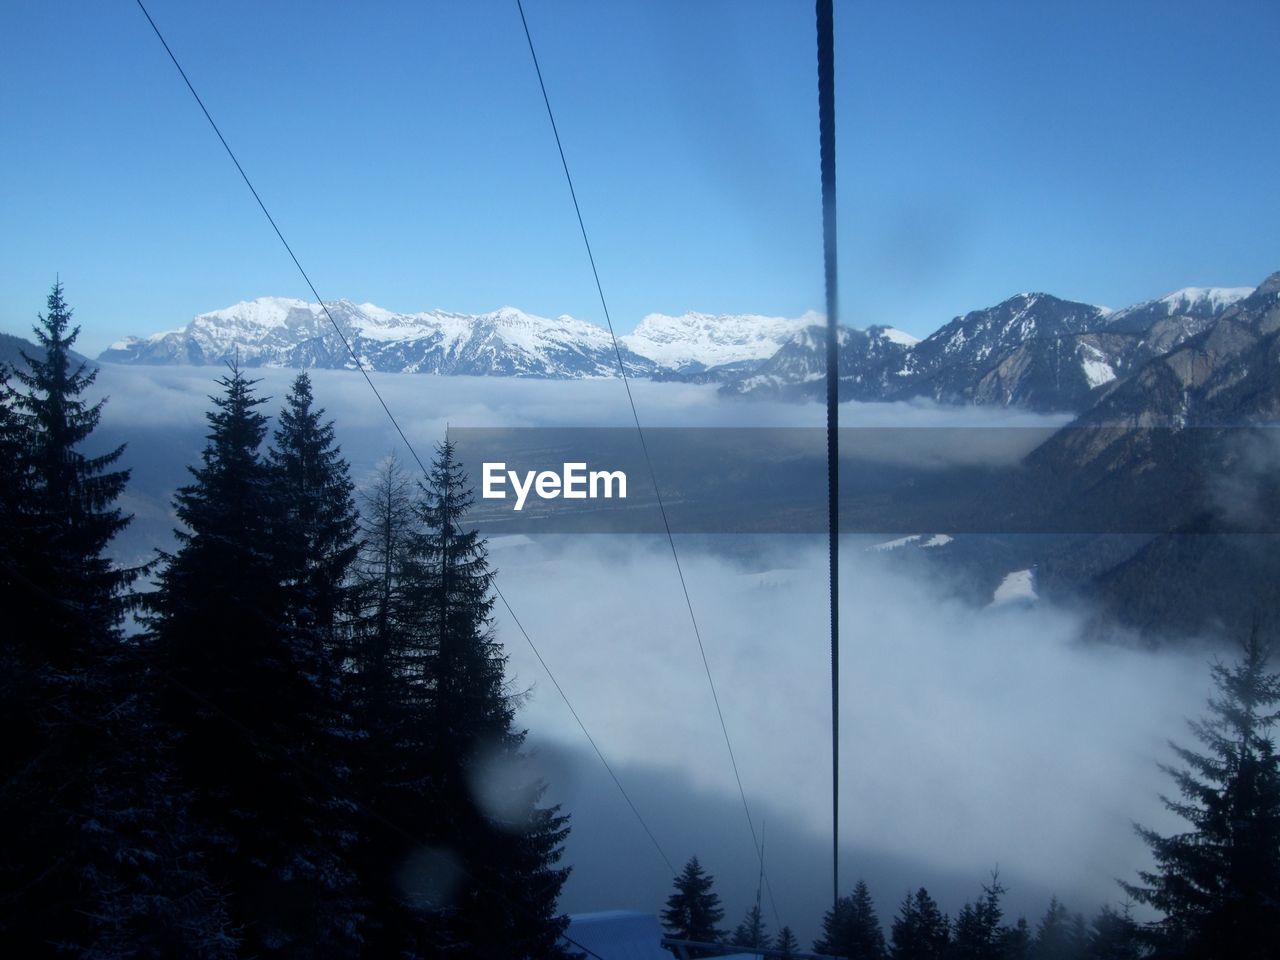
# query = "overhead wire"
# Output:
<box><xmin>514</xmin><ymin>0</ymin><xmax>784</xmax><ymax>931</ymax></box>
<box><xmin>815</xmin><ymin>0</ymin><xmax>842</xmax><ymax>913</ymax></box>
<box><xmin>131</xmin><ymin>0</ymin><xmax>674</xmax><ymax>887</ymax></box>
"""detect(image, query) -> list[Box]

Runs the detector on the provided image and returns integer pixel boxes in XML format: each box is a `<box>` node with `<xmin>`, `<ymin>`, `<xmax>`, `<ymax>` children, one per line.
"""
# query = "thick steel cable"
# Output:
<box><xmin>815</xmin><ymin>0</ymin><xmax>841</xmax><ymax>913</ymax></box>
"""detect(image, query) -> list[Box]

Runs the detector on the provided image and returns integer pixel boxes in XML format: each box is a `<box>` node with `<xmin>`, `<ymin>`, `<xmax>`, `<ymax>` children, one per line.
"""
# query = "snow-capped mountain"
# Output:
<box><xmin>98</xmin><ymin>282</ymin><xmax>1263</xmax><ymax>415</ymax></box>
<box><xmin>1103</xmin><ymin>286</ymin><xmax>1252</xmax><ymax>334</ymax></box>
<box><xmin>1008</xmin><ymin>273</ymin><xmax>1280</xmax><ymax>638</ymax></box>
<box><xmin>721</xmin><ymin>286</ymin><xmax>1259</xmax><ymax>412</ymax></box>
<box><xmin>619</xmin><ymin>310</ymin><xmax>818</xmax><ymax>375</ymax></box>
<box><xmin>99</xmin><ymin>298</ymin><xmax>812</xmax><ymax>380</ymax></box>
<box><xmin>723</xmin><ymin>293</ymin><xmax>1115</xmax><ymax>410</ymax></box>
<box><xmin>720</xmin><ymin>324</ymin><xmax>918</xmax><ymax>401</ymax></box>
<box><xmin>1048</xmin><ymin>274</ymin><xmax>1280</xmax><ymax>438</ymax></box>
<box><xmin>101</xmin><ymin>298</ymin><xmax>660</xmax><ymax>378</ymax></box>
<box><xmin>894</xmin><ymin>293</ymin><xmax>1110</xmax><ymax>406</ymax></box>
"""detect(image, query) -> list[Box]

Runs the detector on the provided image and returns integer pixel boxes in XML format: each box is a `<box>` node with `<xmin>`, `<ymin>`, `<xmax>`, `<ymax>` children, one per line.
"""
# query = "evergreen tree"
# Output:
<box><xmin>268</xmin><ymin>372</ymin><xmax>360</xmax><ymax>644</ymax></box>
<box><xmin>1031</xmin><ymin>899</ymin><xmax>1087</xmax><ymax>960</ymax></box>
<box><xmin>146</xmin><ymin>365</ymin><xmax>360</xmax><ymax>956</ymax></box>
<box><xmin>0</xmin><ymin>363</ymin><xmax>28</xmax><ymax>570</ymax></box>
<box><xmin>772</xmin><ymin>925</ymin><xmax>800</xmax><ymax>958</ymax></box>
<box><xmin>1001</xmin><ymin>916</ymin><xmax>1032</xmax><ymax>960</ymax></box>
<box><xmin>890</xmin><ymin>888</ymin><xmax>950</xmax><ymax>960</ymax></box>
<box><xmin>351</xmin><ymin>453</ymin><xmax>416</xmax><ymax>716</ymax></box>
<box><xmin>1085</xmin><ymin>906</ymin><xmax>1141</xmax><ymax>960</ymax></box>
<box><xmin>6</xmin><ymin>280</ymin><xmax>132</xmax><ymax>627</ymax></box>
<box><xmin>1122</xmin><ymin>629</ymin><xmax>1280</xmax><ymax>959</ymax></box>
<box><xmin>662</xmin><ymin>856</ymin><xmax>727</xmax><ymax>948</ymax></box>
<box><xmin>359</xmin><ymin>439</ymin><xmax>571</xmax><ymax>957</ymax></box>
<box><xmin>347</xmin><ymin>453</ymin><xmax>424</xmax><ymax>953</ymax></box>
<box><xmin>427</xmin><ymin>438</ymin><xmax>571</xmax><ymax>957</ymax></box>
<box><xmin>732</xmin><ymin>902</ymin><xmax>772</xmax><ymax>951</ymax></box>
<box><xmin>0</xmin><ymin>284</ymin><xmax>231</xmax><ymax>955</ymax></box>
<box><xmin>814</xmin><ymin>880</ymin><xmax>887</xmax><ymax>959</ymax></box>
<box><xmin>949</xmin><ymin>873</ymin><xmax>1008</xmax><ymax>960</ymax></box>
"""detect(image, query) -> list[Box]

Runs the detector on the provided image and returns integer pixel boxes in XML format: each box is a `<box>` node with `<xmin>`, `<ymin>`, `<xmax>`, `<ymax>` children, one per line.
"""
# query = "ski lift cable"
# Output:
<box><xmin>493</xmin><ymin>580</ymin><xmax>677</xmax><ymax>875</ymax></box>
<box><xmin>130</xmin><ymin>0</ymin><xmax>675</xmax><ymax>883</ymax></box>
<box><xmin>514</xmin><ymin>0</ymin><xmax>784</xmax><ymax>931</ymax></box>
<box><xmin>815</xmin><ymin>0</ymin><xmax>842</xmax><ymax>914</ymax></box>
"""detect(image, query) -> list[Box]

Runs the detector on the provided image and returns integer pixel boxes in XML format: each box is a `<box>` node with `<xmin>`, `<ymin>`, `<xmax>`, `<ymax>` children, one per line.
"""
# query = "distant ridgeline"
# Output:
<box><xmin>1</xmin><ymin>330</ymin><xmax>95</xmax><ymax>372</ymax></box>
<box><xmin>96</xmin><ymin>280</ymin><xmax>1264</xmax><ymax>413</ymax></box>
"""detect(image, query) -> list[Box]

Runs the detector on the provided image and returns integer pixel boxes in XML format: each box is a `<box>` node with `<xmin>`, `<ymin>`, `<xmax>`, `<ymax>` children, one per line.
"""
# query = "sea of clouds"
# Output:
<box><xmin>86</xmin><ymin>365</ymin><xmax>1211</xmax><ymax>943</ymax></box>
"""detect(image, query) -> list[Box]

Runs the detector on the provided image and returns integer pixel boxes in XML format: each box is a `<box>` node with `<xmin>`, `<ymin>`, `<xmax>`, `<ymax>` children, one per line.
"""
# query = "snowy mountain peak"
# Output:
<box><xmin>98</xmin><ymin>297</ymin><xmax>815</xmax><ymax>379</ymax></box>
<box><xmin>620</xmin><ymin>310</ymin><xmax>816</xmax><ymax>371</ymax></box>
<box><xmin>1103</xmin><ymin>285</ymin><xmax>1253</xmax><ymax>335</ymax></box>
<box><xmin>491</xmin><ymin>305</ymin><xmax>532</xmax><ymax>321</ymax></box>
<box><xmin>1156</xmin><ymin>287</ymin><xmax>1252</xmax><ymax>315</ymax></box>
<box><xmin>193</xmin><ymin>296</ymin><xmax>307</xmax><ymax>329</ymax></box>
<box><xmin>873</xmin><ymin>325</ymin><xmax>921</xmax><ymax>347</ymax></box>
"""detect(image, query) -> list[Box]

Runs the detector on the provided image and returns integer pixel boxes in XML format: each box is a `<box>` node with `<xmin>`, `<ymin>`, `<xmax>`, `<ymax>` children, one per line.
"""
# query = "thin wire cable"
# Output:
<box><xmin>514</xmin><ymin>0</ymin><xmax>782</xmax><ymax>931</ymax></box>
<box><xmin>132</xmin><ymin>0</ymin><xmax>673</xmax><ymax>882</ymax></box>
<box><xmin>493</xmin><ymin>580</ymin><xmax>676</xmax><ymax>874</ymax></box>
<box><xmin>133</xmin><ymin>0</ymin><xmax>428</xmax><ymax>480</ymax></box>
<box><xmin>815</xmin><ymin>0</ymin><xmax>841</xmax><ymax>912</ymax></box>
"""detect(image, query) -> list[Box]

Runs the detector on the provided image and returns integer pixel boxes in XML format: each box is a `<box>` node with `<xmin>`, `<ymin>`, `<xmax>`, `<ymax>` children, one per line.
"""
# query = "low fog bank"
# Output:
<box><xmin>492</xmin><ymin>536</ymin><xmax>1209</xmax><ymax>941</ymax></box>
<box><xmin>86</xmin><ymin>363</ymin><xmax>1071</xmax><ymax>563</ymax></box>
<box><xmin>87</xmin><ymin>363</ymin><xmax>1072</xmax><ymax>434</ymax></box>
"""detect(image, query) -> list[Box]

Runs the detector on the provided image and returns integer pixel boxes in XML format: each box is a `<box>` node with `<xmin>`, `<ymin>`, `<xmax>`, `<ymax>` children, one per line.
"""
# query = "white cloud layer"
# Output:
<box><xmin>85</xmin><ymin>365</ymin><xmax>1213</xmax><ymax>940</ymax></box>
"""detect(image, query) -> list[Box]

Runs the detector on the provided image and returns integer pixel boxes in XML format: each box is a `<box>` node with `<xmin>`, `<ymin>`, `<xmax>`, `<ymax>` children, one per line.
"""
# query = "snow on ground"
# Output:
<box><xmin>868</xmin><ymin>533</ymin><xmax>953</xmax><ymax>552</ymax></box>
<box><xmin>880</xmin><ymin>326</ymin><xmax>921</xmax><ymax>347</ymax></box>
<box><xmin>990</xmin><ymin>569</ymin><xmax>1038</xmax><ymax>606</ymax></box>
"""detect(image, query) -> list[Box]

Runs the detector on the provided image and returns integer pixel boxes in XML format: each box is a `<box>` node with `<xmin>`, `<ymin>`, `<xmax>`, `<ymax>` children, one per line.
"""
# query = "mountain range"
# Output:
<box><xmin>857</xmin><ymin>271</ymin><xmax>1280</xmax><ymax>642</ymax></box>
<box><xmin>98</xmin><ymin>284</ymin><xmax>1257</xmax><ymax>415</ymax></box>
<box><xmin>723</xmin><ymin>286</ymin><xmax>1252</xmax><ymax>411</ymax></box>
<box><xmin>72</xmin><ymin>270</ymin><xmax>1280</xmax><ymax>642</ymax></box>
<box><xmin>99</xmin><ymin>298</ymin><xmax>822</xmax><ymax>382</ymax></box>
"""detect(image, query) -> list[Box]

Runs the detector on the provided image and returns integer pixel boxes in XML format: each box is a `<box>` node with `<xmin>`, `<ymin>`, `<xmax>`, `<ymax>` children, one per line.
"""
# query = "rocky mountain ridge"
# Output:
<box><xmin>98</xmin><ymin>284</ymin><xmax>1257</xmax><ymax>415</ymax></box>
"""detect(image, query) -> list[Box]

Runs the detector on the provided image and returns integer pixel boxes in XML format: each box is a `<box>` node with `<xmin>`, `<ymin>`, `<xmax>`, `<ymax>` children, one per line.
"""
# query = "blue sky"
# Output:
<box><xmin>2</xmin><ymin>0</ymin><xmax>1277</xmax><ymax>355</ymax></box>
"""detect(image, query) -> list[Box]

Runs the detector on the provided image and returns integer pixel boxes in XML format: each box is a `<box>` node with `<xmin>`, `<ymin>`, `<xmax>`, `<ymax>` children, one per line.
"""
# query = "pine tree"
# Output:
<box><xmin>772</xmin><ymin>925</ymin><xmax>800</xmax><ymax>958</ymax></box>
<box><xmin>146</xmin><ymin>365</ymin><xmax>360</xmax><ymax>955</ymax></box>
<box><xmin>0</xmin><ymin>361</ymin><xmax>30</xmax><ymax>635</ymax></box>
<box><xmin>1085</xmin><ymin>906</ymin><xmax>1141</xmax><ymax>960</ymax></box>
<box><xmin>732</xmin><ymin>902</ymin><xmax>772</xmax><ymax>951</ymax></box>
<box><xmin>352</xmin><ymin>453</ymin><xmax>416</xmax><ymax>716</ymax></box>
<box><xmin>949</xmin><ymin>872</ymin><xmax>1008</xmax><ymax>960</ymax></box>
<box><xmin>7</xmin><ymin>280</ymin><xmax>132</xmax><ymax>627</ymax></box>
<box><xmin>1031</xmin><ymin>899</ymin><xmax>1087</xmax><ymax>960</ymax></box>
<box><xmin>662</xmin><ymin>856</ymin><xmax>727</xmax><ymax>948</ymax></box>
<box><xmin>0</xmin><ymin>283</ymin><xmax>231</xmax><ymax>955</ymax></box>
<box><xmin>1001</xmin><ymin>916</ymin><xmax>1032</xmax><ymax>960</ymax></box>
<box><xmin>268</xmin><ymin>372</ymin><xmax>360</xmax><ymax>644</ymax></box>
<box><xmin>343</xmin><ymin>453</ymin><xmax>446</xmax><ymax>953</ymax></box>
<box><xmin>1122</xmin><ymin>628</ymin><xmax>1280</xmax><ymax>959</ymax></box>
<box><xmin>890</xmin><ymin>888</ymin><xmax>950</xmax><ymax>960</ymax></box>
<box><xmin>814</xmin><ymin>880</ymin><xmax>887</xmax><ymax>959</ymax></box>
<box><xmin>363</xmin><ymin>438</ymin><xmax>571</xmax><ymax>957</ymax></box>
<box><xmin>0</xmin><ymin>363</ymin><xmax>29</xmax><ymax>570</ymax></box>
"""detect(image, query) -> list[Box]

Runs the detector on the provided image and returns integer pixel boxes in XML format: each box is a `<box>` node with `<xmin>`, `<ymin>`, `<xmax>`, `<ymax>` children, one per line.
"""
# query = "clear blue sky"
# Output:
<box><xmin>2</xmin><ymin>0</ymin><xmax>1278</xmax><ymax>355</ymax></box>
